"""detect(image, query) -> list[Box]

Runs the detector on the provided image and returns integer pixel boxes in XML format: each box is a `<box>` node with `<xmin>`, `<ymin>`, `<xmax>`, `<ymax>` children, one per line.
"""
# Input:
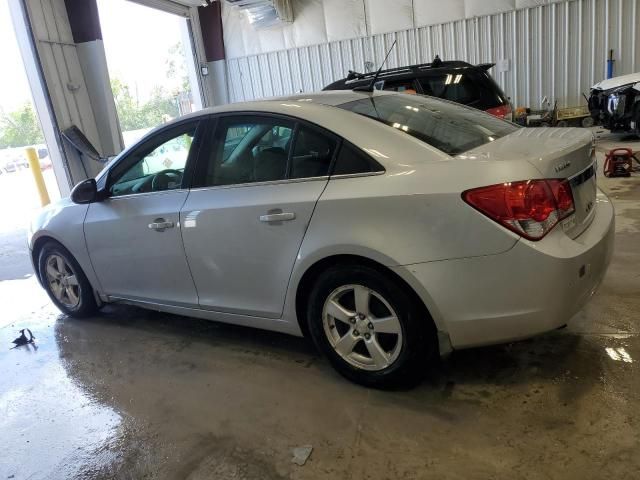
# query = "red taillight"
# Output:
<box><xmin>462</xmin><ymin>179</ymin><xmax>575</xmax><ymax>240</ymax></box>
<box><xmin>486</xmin><ymin>104</ymin><xmax>512</xmax><ymax>120</ymax></box>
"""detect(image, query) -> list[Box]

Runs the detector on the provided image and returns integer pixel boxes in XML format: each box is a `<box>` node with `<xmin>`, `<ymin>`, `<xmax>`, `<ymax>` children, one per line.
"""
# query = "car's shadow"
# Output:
<box><xmin>54</xmin><ymin>304</ymin><xmax>601</xmax><ymax>401</ymax></box>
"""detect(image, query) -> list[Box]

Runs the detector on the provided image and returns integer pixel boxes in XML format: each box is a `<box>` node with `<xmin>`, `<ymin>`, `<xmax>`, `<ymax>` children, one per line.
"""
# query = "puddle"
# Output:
<box><xmin>0</xmin><ymin>278</ymin><xmax>123</xmax><ymax>480</ymax></box>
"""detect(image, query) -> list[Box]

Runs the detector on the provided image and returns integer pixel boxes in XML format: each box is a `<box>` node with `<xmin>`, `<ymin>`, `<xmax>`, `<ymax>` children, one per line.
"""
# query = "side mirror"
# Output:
<box><xmin>70</xmin><ymin>178</ymin><xmax>98</xmax><ymax>204</ymax></box>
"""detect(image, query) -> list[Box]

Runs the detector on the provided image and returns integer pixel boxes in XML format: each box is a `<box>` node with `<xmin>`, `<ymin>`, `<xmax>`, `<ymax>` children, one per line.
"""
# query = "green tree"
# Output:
<box><xmin>0</xmin><ymin>103</ymin><xmax>45</xmax><ymax>148</ymax></box>
<box><xmin>111</xmin><ymin>78</ymin><xmax>143</xmax><ymax>131</ymax></box>
<box><xmin>139</xmin><ymin>86</ymin><xmax>179</xmax><ymax>126</ymax></box>
<box><xmin>111</xmin><ymin>78</ymin><xmax>179</xmax><ymax>132</ymax></box>
<box><xmin>166</xmin><ymin>42</ymin><xmax>191</xmax><ymax>96</ymax></box>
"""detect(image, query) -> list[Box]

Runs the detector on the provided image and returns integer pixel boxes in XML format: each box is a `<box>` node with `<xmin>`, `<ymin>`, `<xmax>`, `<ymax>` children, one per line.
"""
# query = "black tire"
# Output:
<box><xmin>581</xmin><ymin>116</ymin><xmax>595</xmax><ymax>128</ymax></box>
<box><xmin>306</xmin><ymin>263</ymin><xmax>437</xmax><ymax>389</ymax></box>
<box><xmin>633</xmin><ymin>104</ymin><xmax>640</xmax><ymax>133</ymax></box>
<box><xmin>38</xmin><ymin>241</ymin><xmax>98</xmax><ymax>317</ymax></box>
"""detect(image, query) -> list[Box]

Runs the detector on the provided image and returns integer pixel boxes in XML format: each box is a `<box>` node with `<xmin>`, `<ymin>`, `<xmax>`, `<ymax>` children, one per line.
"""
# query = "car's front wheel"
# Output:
<box><xmin>306</xmin><ymin>264</ymin><xmax>436</xmax><ymax>388</ymax></box>
<box><xmin>38</xmin><ymin>241</ymin><xmax>98</xmax><ymax>317</ymax></box>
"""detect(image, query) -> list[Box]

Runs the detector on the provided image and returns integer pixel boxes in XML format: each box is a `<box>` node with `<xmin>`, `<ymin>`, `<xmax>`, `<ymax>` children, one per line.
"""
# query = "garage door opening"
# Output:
<box><xmin>0</xmin><ymin>0</ymin><xmax>60</xmax><ymax>282</ymax></box>
<box><xmin>97</xmin><ymin>0</ymin><xmax>202</xmax><ymax>147</ymax></box>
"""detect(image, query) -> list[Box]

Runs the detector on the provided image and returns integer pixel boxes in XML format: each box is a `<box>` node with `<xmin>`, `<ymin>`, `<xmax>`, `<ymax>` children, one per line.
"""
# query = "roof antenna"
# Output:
<box><xmin>354</xmin><ymin>40</ymin><xmax>397</xmax><ymax>92</ymax></box>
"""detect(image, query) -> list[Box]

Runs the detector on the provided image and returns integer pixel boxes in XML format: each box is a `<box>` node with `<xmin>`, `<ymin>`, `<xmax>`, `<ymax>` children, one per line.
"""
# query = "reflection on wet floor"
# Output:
<box><xmin>605</xmin><ymin>347</ymin><xmax>633</xmax><ymax>363</ymax></box>
<box><xmin>0</xmin><ymin>279</ymin><xmax>121</xmax><ymax>479</ymax></box>
<box><xmin>1</xmin><ymin>268</ymin><xmax>639</xmax><ymax>479</ymax></box>
<box><xmin>1</xmin><ymin>141</ymin><xmax>639</xmax><ymax>479</ymax></box>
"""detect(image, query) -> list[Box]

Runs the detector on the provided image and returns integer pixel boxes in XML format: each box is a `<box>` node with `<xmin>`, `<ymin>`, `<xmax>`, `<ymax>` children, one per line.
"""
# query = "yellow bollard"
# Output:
<box><xmin>25</xmin><ymin>147</ymin><xmax>50</xmax><ymax>207</ymax></box>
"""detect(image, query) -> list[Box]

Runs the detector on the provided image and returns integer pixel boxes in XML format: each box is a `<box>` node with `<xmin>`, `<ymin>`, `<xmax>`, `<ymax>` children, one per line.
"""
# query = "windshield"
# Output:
<box><xmin>338</xmin><ymin>94</ymin><xmax>518</xmax><ymax>155</ymax></box>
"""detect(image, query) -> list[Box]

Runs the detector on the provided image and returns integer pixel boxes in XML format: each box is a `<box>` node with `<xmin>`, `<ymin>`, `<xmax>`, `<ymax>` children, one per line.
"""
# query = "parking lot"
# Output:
<box><xmin>0</xmin><ymin>166</ymin><xmax>58</xmax><ymax>281</ymax></box>
<box><xmin>1</xmin><ymin>134</ymin><xmax>639</xmax><ymax>479</ymax></box>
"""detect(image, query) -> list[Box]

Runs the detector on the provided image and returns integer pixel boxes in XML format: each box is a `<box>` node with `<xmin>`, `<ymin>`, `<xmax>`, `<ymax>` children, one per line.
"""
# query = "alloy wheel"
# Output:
<box><xmin>322</xmin><ymin>284</ymin><xmax>403</xmax><ymax>371</ymax></box>
<box><xmin>44</xmin><ymin>254</ymin><xmax>81</xmax><ymax>308</ymax></box>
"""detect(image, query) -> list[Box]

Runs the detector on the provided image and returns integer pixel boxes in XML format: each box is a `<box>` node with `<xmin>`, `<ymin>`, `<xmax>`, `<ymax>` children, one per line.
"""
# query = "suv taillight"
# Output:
<box><xmin>486</xmin><ymin>104</ymin><xmax>512</xmax><ymax>120</ymax></box>
<box><xmin>462</xmin><ymin>179</ymin><xmax>575</xmax><ymax>240</ymax></box>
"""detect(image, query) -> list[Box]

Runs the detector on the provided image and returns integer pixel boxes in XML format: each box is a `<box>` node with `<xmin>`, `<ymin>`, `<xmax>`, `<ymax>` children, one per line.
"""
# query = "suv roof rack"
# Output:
<box><xmin>345</xmin><ymin>60</ymin><xmax>473</xmax><ymax>83</ymax></box>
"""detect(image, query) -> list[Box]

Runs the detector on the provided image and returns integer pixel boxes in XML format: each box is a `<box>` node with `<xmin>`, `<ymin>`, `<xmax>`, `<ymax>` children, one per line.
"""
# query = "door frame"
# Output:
<box><xmin>125</xmin><ymin>0</ymin><xmax>211</xmax><ymax>109</ymax></box>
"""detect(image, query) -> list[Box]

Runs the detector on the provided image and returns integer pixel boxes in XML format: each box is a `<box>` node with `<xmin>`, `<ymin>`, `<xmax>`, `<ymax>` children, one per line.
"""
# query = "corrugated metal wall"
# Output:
<box><xmin>226</xmin><ymin>0</ymin><xmax>640</xmax><ymax>108</ymax></box>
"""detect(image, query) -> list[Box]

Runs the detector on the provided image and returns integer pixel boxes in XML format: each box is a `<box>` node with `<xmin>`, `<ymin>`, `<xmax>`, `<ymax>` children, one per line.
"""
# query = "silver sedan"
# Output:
<box><xmin>29</xmin><ymin>91</ymin><xmax>614</xmax><ymax>387</ymax></box>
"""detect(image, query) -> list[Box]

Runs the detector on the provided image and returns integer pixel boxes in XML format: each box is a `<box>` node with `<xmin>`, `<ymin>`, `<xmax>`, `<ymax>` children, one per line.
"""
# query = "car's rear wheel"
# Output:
<box><xmin>39</xmin><ymin>241</ymin><xmax>98</xmax><ymax>317</ymax></box>
<box><xmin>306</xmin><ymin>264</ymin><xmax>436</xmax><ymax>388</ymax></box>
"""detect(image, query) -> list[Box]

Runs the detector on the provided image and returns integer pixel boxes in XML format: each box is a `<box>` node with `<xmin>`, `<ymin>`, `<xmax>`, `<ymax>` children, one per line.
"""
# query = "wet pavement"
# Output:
<box><xmin>1</xmin><ymin>134</ymin><xmax>639</xmax><ymax>479</ymax></box>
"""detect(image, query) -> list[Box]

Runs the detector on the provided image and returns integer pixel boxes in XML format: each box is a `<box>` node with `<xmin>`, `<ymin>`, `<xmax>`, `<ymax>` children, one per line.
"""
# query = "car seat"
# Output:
<box><xmin>254</xmin><ymin>147</ymin><xmax>287</xmax><ymax>181</ymax></box>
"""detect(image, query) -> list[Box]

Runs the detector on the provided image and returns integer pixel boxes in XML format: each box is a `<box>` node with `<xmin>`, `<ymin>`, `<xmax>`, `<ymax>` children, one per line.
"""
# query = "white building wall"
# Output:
<box><xmin>224</xmin><ymin>0</ymin><xmax>640</xmax><ymax>108</ymax></box>
<box><xmin>222</xmin><ymin>0</ymin><xmax>574</xmax><ymax>57</ymax></box>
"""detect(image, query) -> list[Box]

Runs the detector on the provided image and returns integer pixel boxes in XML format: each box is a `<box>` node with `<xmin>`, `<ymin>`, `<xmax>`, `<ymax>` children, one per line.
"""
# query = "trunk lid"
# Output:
<box><xmin>462</xmin><ymin>127</ymin><xmax>597</xmax><ymax>239</ymax></box>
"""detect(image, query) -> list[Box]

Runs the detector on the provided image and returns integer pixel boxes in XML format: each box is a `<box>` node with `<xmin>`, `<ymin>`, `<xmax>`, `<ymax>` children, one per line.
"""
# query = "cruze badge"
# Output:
<box><xmin>554</xmin><ymin>160</ymin><xmax>571</xmax><ymax>173</ymax></box>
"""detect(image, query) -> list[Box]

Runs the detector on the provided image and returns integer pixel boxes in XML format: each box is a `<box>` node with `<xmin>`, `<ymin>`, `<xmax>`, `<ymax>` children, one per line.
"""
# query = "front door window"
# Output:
<box><xmin>109</xmin><ymin>123</ymin><xmax>197</xmax><ymax>197</ymax></box>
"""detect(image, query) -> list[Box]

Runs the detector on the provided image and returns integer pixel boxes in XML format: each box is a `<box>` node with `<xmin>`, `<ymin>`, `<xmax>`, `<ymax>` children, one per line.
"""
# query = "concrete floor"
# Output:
<box><xmin>1</xmin><ymin>134</ymin><xmax>639</xmax><ymax>479</ymax></box>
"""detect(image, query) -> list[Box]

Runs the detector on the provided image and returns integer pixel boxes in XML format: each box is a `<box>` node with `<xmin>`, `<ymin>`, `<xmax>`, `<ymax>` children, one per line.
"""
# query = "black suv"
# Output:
<box><xmin>324</xmin><ymin>59</ymin><xmax>512</xmax><ymax>120</ymax></box>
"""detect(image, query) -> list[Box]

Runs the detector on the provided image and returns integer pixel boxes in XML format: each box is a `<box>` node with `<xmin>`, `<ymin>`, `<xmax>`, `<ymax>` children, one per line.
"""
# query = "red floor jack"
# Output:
<box><xmin>603</xmin><ymin>148</ymin><xmax>640</xmax><ymax>177</ymax></box>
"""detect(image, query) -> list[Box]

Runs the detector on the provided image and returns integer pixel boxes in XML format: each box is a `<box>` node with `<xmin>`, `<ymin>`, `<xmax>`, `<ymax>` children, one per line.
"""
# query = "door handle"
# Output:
<box><xmin>259</xmin><ymin>212</ymin><xmax>296</xmax><ymax>223</ymax></box>
<box><xmin>148</xmin><ymin>219</ymin><xmax>175</xmax><ymax>231</ymax></box>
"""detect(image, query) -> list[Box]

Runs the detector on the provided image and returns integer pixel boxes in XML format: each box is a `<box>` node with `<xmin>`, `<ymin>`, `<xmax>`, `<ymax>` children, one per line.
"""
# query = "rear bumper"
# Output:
<box><xmin>396</xmin><ymin>189</ymin><xmax>615</xmax><ymax>349</ymax></box>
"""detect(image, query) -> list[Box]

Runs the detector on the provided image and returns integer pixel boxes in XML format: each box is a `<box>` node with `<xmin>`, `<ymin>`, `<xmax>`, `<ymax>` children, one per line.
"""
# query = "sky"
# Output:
<box><xmin>96</xmin><ymin>0</ymin><xmax>187</xmax><ymax>102</ymax></box>
<box><xmin>0</xmin><ymin>0</ymin><xmax>187</xmax><ymax>113</ymax></box>
<box><xmin>0</xmin><ymin>1</ymin><xmax>33</xmax><ymax>112</ymax></box>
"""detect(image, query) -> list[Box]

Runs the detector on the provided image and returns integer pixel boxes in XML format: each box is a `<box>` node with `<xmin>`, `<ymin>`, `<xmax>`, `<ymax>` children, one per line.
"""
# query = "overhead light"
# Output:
<box><xmin>225</xmin><ymin>0</ymin><xmax>293</xmax><ymax>27</ymax></box>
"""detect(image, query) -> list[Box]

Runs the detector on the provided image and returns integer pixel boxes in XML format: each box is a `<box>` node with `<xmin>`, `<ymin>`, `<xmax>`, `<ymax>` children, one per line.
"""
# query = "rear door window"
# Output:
<box><xmin>332</xmin><ymin>143</ymin><xmax>384</xmax><ymax>175</ymax></box>
<box><xmin>290</xmin><ymin>126</ymin><xmax>338</xmax><ymax>179</ymax></box>
<box><xmin>195</xmin><ymin>116</ymin><xmax>340</xmax><ymax>187</ymax></box>
<box><xmin>201</xmin><ymin>116</ymin><xmax>294</xmax><ymax>187</ymax></box>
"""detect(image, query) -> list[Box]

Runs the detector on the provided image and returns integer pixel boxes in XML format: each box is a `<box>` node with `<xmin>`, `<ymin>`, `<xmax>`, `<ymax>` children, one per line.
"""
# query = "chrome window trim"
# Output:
<box><xmin>104</xmin><ymin>188</ymin><xmax>189</xmax><ymax>201</ymax></box>
<box><xmin>188</xmin><ymin>175</ymin><xmax>330</xmax><ymax>192</ymax></box>
<box><xmin>187</xmin><ymin>170</ymin><xmax>386</xmax><ymax>193</ymax></box>
<box><xmin>329</xmin><ymin>171</ymin><xmax>386</xmax><ymax>180</ymax></box>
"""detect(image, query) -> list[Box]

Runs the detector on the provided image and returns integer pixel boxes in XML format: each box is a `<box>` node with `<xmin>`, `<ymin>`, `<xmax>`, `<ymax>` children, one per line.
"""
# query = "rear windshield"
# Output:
<box><xmin>338</xmin><ymin>94</ymin><xmax>518</xmax><ymax>155</ymax></box>
<box><xmin>418</xmin><ymin>70</ymin><xmax>506</xmax><ymax>109</ymax></box>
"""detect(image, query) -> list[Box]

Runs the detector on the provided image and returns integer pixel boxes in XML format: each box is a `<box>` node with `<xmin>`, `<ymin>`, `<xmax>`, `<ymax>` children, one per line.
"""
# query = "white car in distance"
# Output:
<box><xmin>29</xmin><ymin>91</ymin><xmax>614</xmax><ymax>388</ymax></box>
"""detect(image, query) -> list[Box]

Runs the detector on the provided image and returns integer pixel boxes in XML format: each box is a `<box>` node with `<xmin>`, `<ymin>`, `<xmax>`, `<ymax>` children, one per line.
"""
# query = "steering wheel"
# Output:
<box><xmin>151</xmin><ymin>169</ymin><xmax>183</xmax><ymax>191</ymax></box>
